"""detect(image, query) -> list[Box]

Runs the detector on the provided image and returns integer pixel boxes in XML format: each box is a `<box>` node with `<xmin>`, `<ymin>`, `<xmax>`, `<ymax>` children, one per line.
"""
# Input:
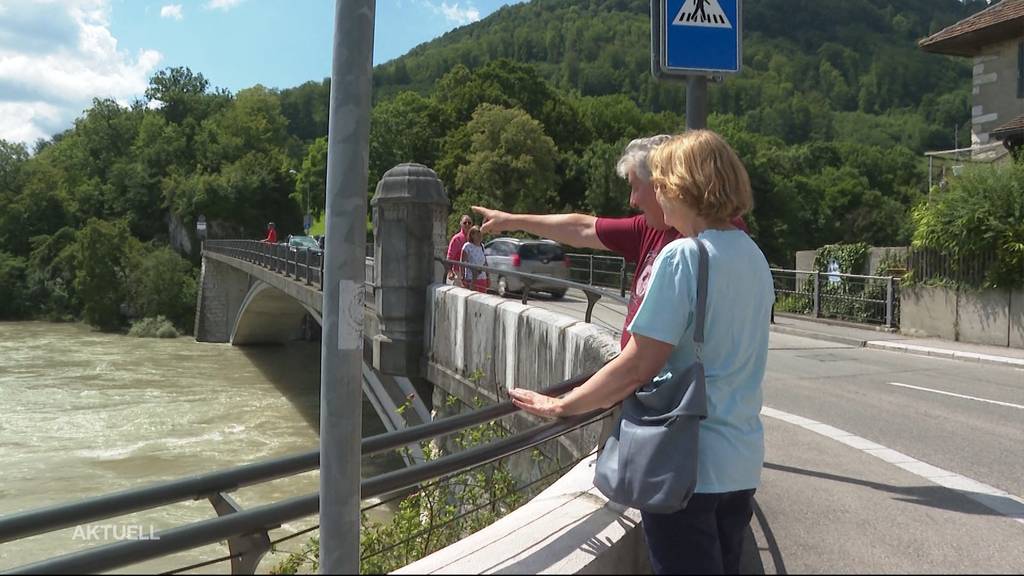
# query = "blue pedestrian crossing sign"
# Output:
<box><xmin>654</xmin><ymin>0</ymin><xmax>742</xmax><ymax>77</ymax></box>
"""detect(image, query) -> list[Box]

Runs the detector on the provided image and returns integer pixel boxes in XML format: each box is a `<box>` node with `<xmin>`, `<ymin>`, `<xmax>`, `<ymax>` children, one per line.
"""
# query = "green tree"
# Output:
<box><xmin>912</xmin><ymin>163</ymin><xmax>1024</xmax><ymax>288</ymax></box>
<box><xmin>26</xmin><ymin>228</ymin><xmax>79</xmax><ymax>320</ymax></box>
<box><xmin>579</xmin><ymin>139</ymin><xmax>630</xmax><ymax>216</ymax></box>
<box><xmin>369</xmin><ymin>91</ymin><xmax>444</xmax><ymax>191</ymax></box>
<box><xmin>294</xmin><ymin>137</ymin><xmax>328</xmax><ymax>219</ymax></box>
<box><xmin>453</xmin><ymin>105</ymin><xmax>560</xmax><ymax>224</ymax></box>
<box><xmin>73</xmin><ymin>219</ymin><xmax>138</xmax><ymax>331</ymax></box>
<box><xmin>0</xmin><ymin>252</ymin><xmax>28</xmax><ymax>319</ymax></box>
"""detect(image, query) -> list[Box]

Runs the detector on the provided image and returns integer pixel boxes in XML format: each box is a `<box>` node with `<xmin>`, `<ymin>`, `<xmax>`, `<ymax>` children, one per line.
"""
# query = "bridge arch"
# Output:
<box><xmin>231</xmin><ymin>281</ymin><xmax>321</xmax><ymax>345</ymax></box>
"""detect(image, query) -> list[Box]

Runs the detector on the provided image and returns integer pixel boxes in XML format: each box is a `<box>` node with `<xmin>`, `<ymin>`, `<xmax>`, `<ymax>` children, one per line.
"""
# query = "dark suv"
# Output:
<box><xmin>483</xmin><ymin>238</ymin><xmax>571</xmax><ymax>298</ymax></box>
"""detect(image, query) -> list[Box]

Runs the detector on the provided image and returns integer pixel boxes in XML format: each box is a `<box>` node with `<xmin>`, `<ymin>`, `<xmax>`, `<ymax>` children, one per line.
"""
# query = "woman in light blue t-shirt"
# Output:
<box><xmin>510</xmin><ymin>130</ymin><xmax>774</xmax><ymax>575</ymax></box>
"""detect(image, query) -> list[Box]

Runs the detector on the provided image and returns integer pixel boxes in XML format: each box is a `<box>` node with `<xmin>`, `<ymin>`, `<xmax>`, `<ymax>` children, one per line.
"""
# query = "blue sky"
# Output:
<box><xmin>0</xmin><ymin>0</ymin><xmax>526</xmax><ymax>145</ymax></box>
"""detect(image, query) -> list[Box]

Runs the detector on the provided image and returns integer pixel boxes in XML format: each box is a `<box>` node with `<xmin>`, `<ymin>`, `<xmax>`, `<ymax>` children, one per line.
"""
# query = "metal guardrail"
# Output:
<box><xmin>771</xmin><ymin>268</ymin><xmax>900</xmax><ymax>328</ymax></box>
<box><xmin>436</xmin><ymin>258</ymin><xmax>627</xmax><ymax>324</ymax></box>
<box><xmin>1</xmin><ymin>374</ymin><xmax>604</xmax><ymax>574</ymax></box>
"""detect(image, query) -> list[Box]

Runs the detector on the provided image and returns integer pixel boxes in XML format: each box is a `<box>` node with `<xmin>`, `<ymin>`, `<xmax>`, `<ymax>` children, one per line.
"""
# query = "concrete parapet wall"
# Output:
<box><xmin>957</xmin><ymin>289</ymin><xmax>1010</xmax><ymax>347</ymax></box>
<box><xmin>900</xmin><ymin>285</ymin><xmax>957</xmax><ymax>340</ymax></box>
<box><xmin>425</xmin><ymin>283</ymin><xmax>619</xmax><ymax>457</ymax></box>
<box><xmin>393</xmin><ymin>453</ymin><xmax>648</xmax><ymax>575</ymax></box>
<box><xmin>418</xmin><ymin>284</ymin><xmax>648</xmax><ymax>575</ymax></box>
<box><xmin>901</xmin><ymin>284</ymin><xmax>1023</xmax><ymax>349</ymax></box>
<box><xmin>1012</xmin><ymin>289</ymin><xmax>1024</xmax><ymax>349</ymax></box>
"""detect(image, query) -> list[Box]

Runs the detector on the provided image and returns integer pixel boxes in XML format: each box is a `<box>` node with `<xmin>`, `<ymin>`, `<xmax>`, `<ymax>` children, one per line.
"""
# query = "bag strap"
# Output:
<box><xmin>693</xmin><ymin>238</ymin><xmax>710</xmax><ymax>362</ymax></box>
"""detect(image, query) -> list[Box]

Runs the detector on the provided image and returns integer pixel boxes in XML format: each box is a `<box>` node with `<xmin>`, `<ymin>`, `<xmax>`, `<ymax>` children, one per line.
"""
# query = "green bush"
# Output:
<box><xmin>128</xmin><ymin>316</ymin><xmax>179</xmax><ymax>338</ymax></box>
<box><xmin>0</xmin><ymin>252</ymin><xmax>28</xmax><ymax>319</ymax></box>
<box><xmin>128</xmin><ymin>246</ymin><xmax>197</xmax><ymax>333</ymax></box>
<box><xmin>911</xmin><ymin>163</ymin><xmax>1024</xmax><ymax>289</ymax></box>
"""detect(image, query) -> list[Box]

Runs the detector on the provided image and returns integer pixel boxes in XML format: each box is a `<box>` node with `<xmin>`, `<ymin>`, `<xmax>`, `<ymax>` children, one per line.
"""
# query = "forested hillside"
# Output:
<box><xmin>0</xmin><ymin>0</ymin><xmax>992</xmax><ymax>330</ymax></box>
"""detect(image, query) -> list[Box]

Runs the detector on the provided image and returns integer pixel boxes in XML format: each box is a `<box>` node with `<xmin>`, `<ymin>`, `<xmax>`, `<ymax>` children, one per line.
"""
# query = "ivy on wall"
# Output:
<box><xmin>812</xmin><ymin>242</ymin><xmax>870</xmax><ymax>276</ymax></box>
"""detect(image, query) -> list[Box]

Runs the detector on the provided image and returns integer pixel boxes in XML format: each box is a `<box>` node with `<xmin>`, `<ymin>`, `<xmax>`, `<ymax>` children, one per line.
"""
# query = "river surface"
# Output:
<box><xmin>0</xmin><ymin>321</ymin><xmax>401</xmax><ymax>573</ymax></box>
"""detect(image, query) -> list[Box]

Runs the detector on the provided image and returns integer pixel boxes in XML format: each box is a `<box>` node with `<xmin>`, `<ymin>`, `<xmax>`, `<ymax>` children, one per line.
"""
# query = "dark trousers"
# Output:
<box><xmin>641</xmin><ymin>489</ymin><xmax>756</xmax><ymax>575</ymax></box>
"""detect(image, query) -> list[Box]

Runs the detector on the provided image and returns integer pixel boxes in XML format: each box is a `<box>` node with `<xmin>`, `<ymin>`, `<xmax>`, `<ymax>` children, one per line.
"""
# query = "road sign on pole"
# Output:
<box><xmin>653</xmin><ymin>0</ymin><xmax>742</xmax><ymax>78</ymax></box>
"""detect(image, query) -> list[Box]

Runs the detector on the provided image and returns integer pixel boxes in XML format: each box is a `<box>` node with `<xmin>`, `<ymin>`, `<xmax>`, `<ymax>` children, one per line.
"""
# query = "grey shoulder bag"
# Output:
<box><xmin>593</xmin><ymin>238</ymin><xmax>709</xmax><ymax>514</ymax></box>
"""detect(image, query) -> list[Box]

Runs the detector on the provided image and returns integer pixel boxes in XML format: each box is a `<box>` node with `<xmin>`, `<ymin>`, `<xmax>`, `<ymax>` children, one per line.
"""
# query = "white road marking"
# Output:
<box><xmin>761</xmin><ymin>405</ymin><xmax>1024</xmax><ymax>525</ymax></box>
<box><xmin>888</xmin><ymin>381</ymin><xmax>1024</xmax><ymax>410</ymax></box>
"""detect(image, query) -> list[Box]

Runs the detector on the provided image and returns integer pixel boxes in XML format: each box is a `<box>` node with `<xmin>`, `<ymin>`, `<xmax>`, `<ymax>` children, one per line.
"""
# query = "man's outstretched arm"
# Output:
<box><xmin>473</xmin><ymin>206</ymin><xmax>608</xmax><ymax>251</ymax></box>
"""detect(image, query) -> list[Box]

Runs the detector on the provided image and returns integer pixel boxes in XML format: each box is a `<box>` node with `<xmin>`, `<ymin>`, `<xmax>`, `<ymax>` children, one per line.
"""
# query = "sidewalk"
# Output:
<box><xmin>771</xmin><ymin>313</ymin><xmax>1024</xmax><ymax>369</ymax></box>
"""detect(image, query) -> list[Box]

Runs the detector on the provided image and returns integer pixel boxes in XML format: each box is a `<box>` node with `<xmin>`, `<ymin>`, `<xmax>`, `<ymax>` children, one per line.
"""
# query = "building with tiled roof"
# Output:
<box><xmin>919</xmin><ymin>0</ymin><xmax>1024</xmax><ymax>159</ymax></box>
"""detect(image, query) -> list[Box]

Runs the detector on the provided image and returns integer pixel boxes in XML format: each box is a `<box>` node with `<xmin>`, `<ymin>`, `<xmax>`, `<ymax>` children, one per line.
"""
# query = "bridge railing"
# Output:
<box><xmin>205</xmin><ymin>239</ymin><xmax>327</xmax><ymax>290</ymax></box>
<box><xmin>201</xmin><ymin>241</ymin><xmax>625</xmax><ymax>328</ymax></box>
<box><xmin>436</xmin><ymin>258</ymin><xmax>627</xmax><ymax>324</ymax></box>
<box><xmin>0</xmin><ymin>374</ymin><xmax>606</xmax><ymax>574</ymax></box>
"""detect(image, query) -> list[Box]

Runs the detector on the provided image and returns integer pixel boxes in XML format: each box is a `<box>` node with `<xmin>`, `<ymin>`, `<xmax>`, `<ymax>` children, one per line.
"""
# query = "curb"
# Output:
<box><xmin>770</xmin><ymin>324</ymin><xmax>1024</xmax><ymax>369</ymax></box>
<box><xmin>865</xmin><ymin>340</ymin><xmax>1024</xmax><ymax>369</ymax></box>
<box><xmin>769</xmin><ymin>324</ymin><xmax>867</xmax><ymax>348</ymax></box>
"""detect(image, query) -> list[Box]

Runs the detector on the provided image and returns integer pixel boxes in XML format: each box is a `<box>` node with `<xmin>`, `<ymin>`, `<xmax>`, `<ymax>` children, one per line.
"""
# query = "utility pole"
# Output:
<box><xmin>319</xmin><ymin>1</ymin><xmax>374</xmax><ymax>573</ymax></box>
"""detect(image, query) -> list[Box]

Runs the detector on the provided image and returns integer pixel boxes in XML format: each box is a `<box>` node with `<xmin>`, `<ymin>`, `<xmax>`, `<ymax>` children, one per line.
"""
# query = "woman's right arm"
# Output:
<box><xmin>509</xmin><ymin>333</ymin><xmax>672</xmax><ymax>418</ymax></box>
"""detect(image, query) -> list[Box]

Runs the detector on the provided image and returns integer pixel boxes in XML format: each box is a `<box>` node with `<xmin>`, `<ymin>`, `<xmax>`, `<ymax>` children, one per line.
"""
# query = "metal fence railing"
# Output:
<box><xmin>436</xmin><ymin>258</ymin><xmax>627</xmax><ymax>324</ymax></box>
<box><xmin>771</xmin><ymin>269</ymin><xmax>900</xmax><ymax>328</ymax></box>
<box><xmin>0</xmin><ymin>374</ymin><xmax>607</xmax><ymax>574</ymax></box>
<box><xmin>565</xmin><ymin>253</ymin><xmax>631</xmax><ymax>297</ymax></box>
<box><xmin>559</xmin><ymin>251</ymin><xmax>903</xmax><ymax>329</ymax></box>
<box><xmin>905</xmin><ymin>247</ymin><xmax>1011</xmax><ymax>289</ymax></box>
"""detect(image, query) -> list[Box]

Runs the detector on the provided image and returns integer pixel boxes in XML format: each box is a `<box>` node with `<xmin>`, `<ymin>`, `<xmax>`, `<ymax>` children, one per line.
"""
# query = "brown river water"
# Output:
<box><xmin>0</xmin><ymin>321</ymin><xmax>401</xmax><ymax>573</ymax></box>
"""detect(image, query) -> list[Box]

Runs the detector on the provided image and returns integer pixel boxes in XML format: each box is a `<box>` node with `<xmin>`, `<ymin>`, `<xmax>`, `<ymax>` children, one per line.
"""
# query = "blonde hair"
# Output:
<box><xmin>649</xmin><ymin>130</ymin><xmax>753</xmax><ymax>222</ymax></box>
<box><xmin>469</xmin><ymin>226</ymin><xmax>482</xmax><ymax>243</ymax></box>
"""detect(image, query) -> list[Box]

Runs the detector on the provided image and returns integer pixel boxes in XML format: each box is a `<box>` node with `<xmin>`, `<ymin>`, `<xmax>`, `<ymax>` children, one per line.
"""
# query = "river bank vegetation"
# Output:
<box><xmin>0</xmin><ymin>0</ymin><xmax>996</xmax><ymax>331</ymax></box>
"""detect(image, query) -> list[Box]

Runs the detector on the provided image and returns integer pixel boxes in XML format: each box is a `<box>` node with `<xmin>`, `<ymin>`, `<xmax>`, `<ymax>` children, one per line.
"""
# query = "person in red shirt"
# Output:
<box><xmin>446</xmin><ymin>214</ymin><xmax>473</xmax><ymax>285</ymax></box>
<box><xmin>262</xmin><ymin>221</ymin><xmax>277</xmax><ymax>244</ymax></box>
<box><xmin>474</xmin><ymin>134</ymin><xmax>748</xmax><ymax>348</ymax></box>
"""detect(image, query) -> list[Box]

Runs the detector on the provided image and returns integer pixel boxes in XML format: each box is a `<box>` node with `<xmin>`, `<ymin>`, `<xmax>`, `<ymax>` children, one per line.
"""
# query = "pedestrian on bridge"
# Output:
<box><xmin>460</xmin><ymin>226</ymin><xmax>490</xmax><ymax>293</ymax></box>
<box><xmin>446</xmin><ymin>214</ymin><xmax>473</xmax><ymax>285</ymax></box>
<box><xmin>261</xmin><ymin>221</ymin><xmax>277</xmax><ymax>244</ymax></box>
<box><xmin>509</xmin><ymin>130</ymin><xmax>773</xmax><ymax>575</ymax></box>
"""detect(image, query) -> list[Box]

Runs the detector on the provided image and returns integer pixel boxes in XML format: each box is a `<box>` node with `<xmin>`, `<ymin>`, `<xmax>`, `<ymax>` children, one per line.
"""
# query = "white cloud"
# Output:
<box><xmin>0</xmin><ymin>0</ymin><xmax>162</xmax><ymax>145</ymax></box>
<box><xmin>205</xmin><ymin>0</ymin><xmax>243</xmax><ymax>11</ymax></box>
<box><xmin>439</xmin><ymin>2</ymin><xmax>480</xmax><ymax>25</ymax></box>
<box><xmin>160</xmin><ymin>5</ymin><xmax>184</xmax><ymax>21</ymax></box>
<box><xmin>418</xmin><ymin>1</ymin><xmax>480</xmax><ymax>26</ymax></box>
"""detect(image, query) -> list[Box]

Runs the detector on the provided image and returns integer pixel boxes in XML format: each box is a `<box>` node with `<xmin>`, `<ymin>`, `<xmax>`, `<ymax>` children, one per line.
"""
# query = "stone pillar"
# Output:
<box><xmin>371</xmin><ymin>163</ymin><xmax>448</xmax><ymax>376</ymax></box>
<box><xmin>194</xmin><ymin>256</ymin><xmax>252</xmax><ymax>343</ymax></box>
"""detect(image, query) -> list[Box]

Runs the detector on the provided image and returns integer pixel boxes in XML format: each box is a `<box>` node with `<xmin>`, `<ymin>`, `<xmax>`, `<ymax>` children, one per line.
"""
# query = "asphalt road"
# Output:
<box><xmin>525</xmin><ymin>287</ymin><xmax>1024</xmax><ymax>572</ymax></box>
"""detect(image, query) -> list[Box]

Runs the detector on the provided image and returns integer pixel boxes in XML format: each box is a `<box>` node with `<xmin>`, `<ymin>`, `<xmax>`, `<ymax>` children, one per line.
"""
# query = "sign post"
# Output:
<box><xmin>651</xmin><ymin>0</ymin><xmax>742</xmax><ymax>129</ymax></box>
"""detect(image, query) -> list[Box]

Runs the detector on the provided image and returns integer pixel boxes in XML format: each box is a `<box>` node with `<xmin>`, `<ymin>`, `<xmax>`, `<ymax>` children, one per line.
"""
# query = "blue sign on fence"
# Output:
<box><xmin>657</xmin><ymin>0</ymin><xmax>741</xmax><ymax>76</ymax></box>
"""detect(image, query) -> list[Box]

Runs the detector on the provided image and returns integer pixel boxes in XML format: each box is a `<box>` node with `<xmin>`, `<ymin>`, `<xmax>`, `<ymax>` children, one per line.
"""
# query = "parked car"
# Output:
<box><xmin>287</xmin><ymin>235</ymin><xmax>321</xmax><ymax>254</ymax></box>
<box><xmin>483</xmin><ymin>238</ymin><xmax>571</xmax><ymax>298</ymax></box>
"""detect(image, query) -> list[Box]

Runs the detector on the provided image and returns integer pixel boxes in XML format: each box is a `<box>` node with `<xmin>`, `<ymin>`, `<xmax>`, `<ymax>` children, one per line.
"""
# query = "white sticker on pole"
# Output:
<box><xmin>338</xmin><ymin>280</ymin><xmax>364</xmax><ymax>350</ymax></box>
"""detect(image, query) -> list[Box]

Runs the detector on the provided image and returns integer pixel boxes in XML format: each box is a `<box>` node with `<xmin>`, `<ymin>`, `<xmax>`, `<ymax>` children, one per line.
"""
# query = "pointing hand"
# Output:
<box><xmin>472</xmin><ymin>206</ymin><xmax>509</xmax><ymax>235</ymax></box>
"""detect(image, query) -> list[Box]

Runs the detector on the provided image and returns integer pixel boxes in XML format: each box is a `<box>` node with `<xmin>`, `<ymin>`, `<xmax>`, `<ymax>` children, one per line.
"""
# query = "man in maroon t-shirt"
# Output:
<box><xmin>474</xmin><ymin>135</ymin><xmax>746</xmax><ymax>348</ymax></box>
